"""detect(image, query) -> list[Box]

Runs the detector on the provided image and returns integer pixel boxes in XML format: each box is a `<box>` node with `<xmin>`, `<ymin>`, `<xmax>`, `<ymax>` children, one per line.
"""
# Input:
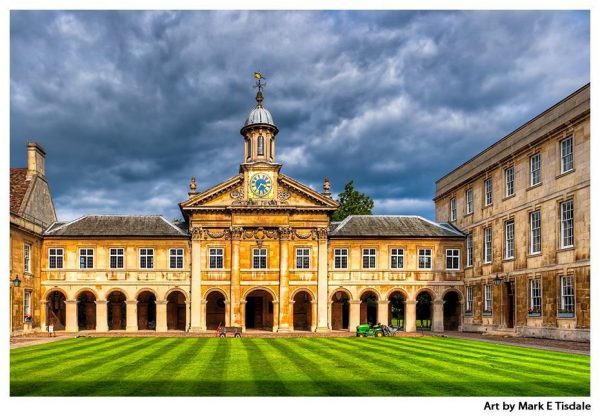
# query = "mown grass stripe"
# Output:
<box><xmin>291</xmin><ymin>337</ymin><xmax>401</xmax><ymax>396</ymax></box>
<box><xmin>10</xmin><ymin>337</ymin><xmax>135</xmax><ymax>377</ymax></box>
<box><xmin>243</xmin><ymin>338</ymin><xmax>292</xmax><ymax>396</ymax></box>
<box><xmin>19</xmin><ymin>337</ymin><xmax>157</xmax><ymax>396</ymax></box>
<box><xmin>10</xmin><ymin>336</ymin><xmax>589</xmax><ymax>397</ymax></box>
<box><xmin>399</xmin><ymin>337</ymin><xmax>589</xmax><ymax>378</ymax></box>
<box><xmin>267</xmin><ymin>337</ymin><xmax>356</xmax><ymax>396</ymax></box>
<box><xmin>10</xmin><ymin>337</ymin><xmax>113</xmax><ymax>365</ymax></box>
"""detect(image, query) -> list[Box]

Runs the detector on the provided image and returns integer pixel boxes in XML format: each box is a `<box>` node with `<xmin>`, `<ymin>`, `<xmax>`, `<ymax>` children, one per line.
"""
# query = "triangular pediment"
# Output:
<box><xmin>180</xmin><ymin>174</ymin><xmax>243</xmax><ymax>209</ymax></box>
<box><xmin>180</xmin><ymin>172</ymin><xmax>339</xmax><ymax>211</ymax></box>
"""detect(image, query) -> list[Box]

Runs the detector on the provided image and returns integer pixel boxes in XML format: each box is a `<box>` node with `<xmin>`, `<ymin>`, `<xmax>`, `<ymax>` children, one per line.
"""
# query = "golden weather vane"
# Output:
<box><xmin>253</xmin><ymin>72</ymin><xmax>267</xmax><ymax>93</ymax></box>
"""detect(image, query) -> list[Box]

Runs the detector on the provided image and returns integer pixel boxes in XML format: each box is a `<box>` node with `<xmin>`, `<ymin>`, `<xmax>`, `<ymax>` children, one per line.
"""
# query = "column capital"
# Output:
<box><xmin>95</xmin><ymin>300</ymin><xmax>108</xmax><ymax>305</ymax></box>
<box><xmin>349</xmin><ymin>300</ymin><xmax>362</xmax><ymax>305</ymax></box>
<box><xmin>310</xmin><ymin>300</ymin><xmax>317</xmax><ymax>305</ymax></box>
<box><xmin>240</xmin><ymin>300</ymin><xmax>247</xmax><ymax>305</ymax></box>
<box><xmin>40</xmin><ymin>300</ymin><xmax>48</xmax><ymax>305</ymax></box>
<box><xmin>271</xmin><ymin>300</ymin><xmax>279</xmax><ymax>305</ymax></box>
<box><xmin>278</xmin><ymin>226</ymin><xmax>293</xmax><ymax>240</ymax></box>
<box><xmin>155</xmin><ymin>300</ymin><xmax>168</xmax><ymax>306</ymax></box>
<box><xmin>125</xmin><ymin>300</ymin><xmax>138</xmax><ymax>305</ymax></box>
<box><xmin>65</xmin><ymin>300</ymin><xmax>78</xmax><ymax>305</ymax></box>
<box><xmin>289</xmin><ymin>300</ymin><xmax>295</xmax><ymax>305</ymax></box>
<box><xmin>404</xmin><ymin>300</ymin><xmax>417</xmax><ymax>305</ymax></box>
<box><xmin>378</xmin><ymin>300</ymin><xmax>390</xmax><ymax>305</ymax></box>
<box><xmin>433</xmin><ymin>299</ymin><xmax>445</xmax><ymax>305</ymax></box>
<box><xmin>316</xmin><ymin>227</ymin><xmax>329</xmax><ymax>240</ymax></box>
<box><xmin>230</xmin><ymin>226</ymin><xmax>244</xmax><ymax>240</ymax></box>
<box><xmin>185</xmin><ymin>300</ymin><xmax>192</xmax><ymax>306</ymax></box>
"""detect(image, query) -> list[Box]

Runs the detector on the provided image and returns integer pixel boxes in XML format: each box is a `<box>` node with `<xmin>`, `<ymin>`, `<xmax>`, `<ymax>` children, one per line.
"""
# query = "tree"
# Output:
<box><xmin>331</xmin><ymin>180</ymin><xmax>374</xmax><ymax>222</ymax></box>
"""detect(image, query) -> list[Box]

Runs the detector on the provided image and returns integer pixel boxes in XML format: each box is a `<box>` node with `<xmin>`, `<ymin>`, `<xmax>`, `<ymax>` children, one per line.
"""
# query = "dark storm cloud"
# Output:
<box><xmin>10</xmin><ymin>10</ymin><xmax>590</xmax><ymax>221</ymax></box>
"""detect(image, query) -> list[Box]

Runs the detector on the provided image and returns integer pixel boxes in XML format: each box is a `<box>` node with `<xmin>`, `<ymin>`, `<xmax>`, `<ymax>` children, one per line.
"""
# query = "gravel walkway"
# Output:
<box><xmin>440</xmin><ymin>331</ymin><xmax>590</xmax><ymax>355</ymax></box>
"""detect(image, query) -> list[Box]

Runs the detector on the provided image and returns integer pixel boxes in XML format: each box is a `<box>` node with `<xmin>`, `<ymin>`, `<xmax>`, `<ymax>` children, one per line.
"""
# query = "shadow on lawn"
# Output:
<box><xmin>10</xmin><ymin>380</ymin><xmax>590</xmax><ymax>397</ymax></box>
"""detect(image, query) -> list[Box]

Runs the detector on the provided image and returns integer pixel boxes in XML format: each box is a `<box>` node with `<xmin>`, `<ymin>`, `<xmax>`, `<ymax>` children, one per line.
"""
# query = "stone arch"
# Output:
<box><xmin>105</xmin><ymin>287</ymin><xmax>129</xmax><ymax>301</ymax></box>
<box><xmin>134</xmin><ymin>287</ymin><xmax>159</xmax><ymax>300</ymax></box>
<box><xmin>387</xmin><ymin>290</ymin><xmax>407</xmax><ymax>329</ymax></box>
<box><xmin>45</xmin><ymin>290</ymin><xmax>67</xmax><ymax>330</ymax></box>
<box><xmin>107</xmin><ymin>290</ymin><xmax>127</xmax><ymax>330</ymax></box>
<box><xmin>383</xmin><ymin>287</ymin><xmax>409</xmax><ymax>300</ymax></box>
<box><xmin>244</xmin><ymin>286</ymin><xmax>278</xmax><ymax>302</ymax></box>
<box><xmin>204</xmin><ymin>287</ymin><xmax>229</xmax><ymax>302</ymax></box>
<box><xmin>137</xmin><ymin>290</ymin><xmax>157</xmax><ymax>330</ymax></box>
<box><xmin>416</xmin><ymin>289</ymin><xmax>434</xmax><ymax>330</ymax></box>
<box><xmin>331</xmin><ymin>289</ymin><xmax>351</xmax><ymax>330</ymax></box>
<box><xmin>164</xmin><ymin>287</ymin><xmax>189</xmax><ymax>302</ymax></box>
<box><xmin>290</xmin><ymin>287</ymin><xmax>316</xmax><ymax>301</ymax></box>
<box><xmin>415</xmin><ymin>287</ymin><xmax>437</xmax><ymax>300</ymax></box>
<box><xmin>330</xmin><ymin>287</ymin><xmax>353</xmax><ymax>301</ymax></box>
<box><xmin>43</xmin><ymin>287</ymin><xmax>69</xmax><ymax>301</ymax></box>
<box><xmin>360</xmin><ymin>289</ymin><xmax>380</xmax><ymax>326</ymax></box>
<box><xmin>441</xmin><ymin>288</ymin><xmax>463</xmax><ymax>302</ymax></box>
<box><xmin>76</xmin><ymin>290</ymin><xmax>97</xmax><ymax>330</ymax></box>
<box><xmin>244</xmin><ymin>288</ymin><xmax>275</xmax><ymax>330</ymax></box>
<box><xmin>73</xmin><ymin>287</ymin><xmax>100</xmax><ymax>300</ymax></box>
<box><xmin>206</xmin><ymin>290</ymin><xmax>227</xmax><ymax>330</ymax></box>
<box><xmin>443</xmin><ymin>290</ymin><xmax>462</xmax><ymax>331</ymax></box>
<box><xmin>358</xmin><ymin>288</ymin><xmax>381</xmax><ymax>301</ymax></box>
<box><xmin>292</xmin><ymin>289</ymin><xmax>313</xmax><ymax>331</ymax></box>
<box><xmin>167</xmin><ymin>289</ymin><xmax>187</xmax><ymax>331</ymax></box>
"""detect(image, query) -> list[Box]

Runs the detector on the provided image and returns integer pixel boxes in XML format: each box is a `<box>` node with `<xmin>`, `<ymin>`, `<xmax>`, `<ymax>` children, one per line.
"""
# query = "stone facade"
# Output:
<box><xmin>10</xmin><ymin>143</ymin><xmax>57</xmax><ymax>335</ymax></box>
<box><xmin>12</xmin><ymin>84</ymin><xmax>589</xmax><ymax>341</ymax></box>
<box><xmin>434</xmin><ymin>84</ymin><xmax>590</xmax><ymax>341</ymax></box>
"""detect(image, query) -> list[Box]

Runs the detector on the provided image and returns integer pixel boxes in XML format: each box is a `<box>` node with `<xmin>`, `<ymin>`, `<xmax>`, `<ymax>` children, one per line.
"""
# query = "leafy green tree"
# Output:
<box><xmin>331</xmin><ymin>180</ymin><xmax>374</xmax><ymax>222</ymax></box>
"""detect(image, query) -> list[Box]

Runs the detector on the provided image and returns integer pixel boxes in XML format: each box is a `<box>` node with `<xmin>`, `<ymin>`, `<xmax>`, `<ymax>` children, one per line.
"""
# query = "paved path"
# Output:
<box><xmin>10</xmin><ymin>335</ymin><xmax>76</xmax><ymax>349</ymax></box>
<box><xmin>440</xmin><ymin>331</ymin><xmax>590</xmax><ymax>355</ymax></box>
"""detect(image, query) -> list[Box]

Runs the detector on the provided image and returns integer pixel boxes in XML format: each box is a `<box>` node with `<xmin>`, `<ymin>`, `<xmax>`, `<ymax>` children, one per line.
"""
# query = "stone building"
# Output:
<box><xmin>12</xmin><ymin>82</ymin><xmax>590</xmax><ymax>341</ymax></box>
<box><xmin>434</xmin><ymin>83</ymin><xmax>590</xmax><ymax>341</ymax></box>
<box><xmin>10</xmin><ymin>142</ymin><xmax>57</xmax><ymax>335</ymax></box>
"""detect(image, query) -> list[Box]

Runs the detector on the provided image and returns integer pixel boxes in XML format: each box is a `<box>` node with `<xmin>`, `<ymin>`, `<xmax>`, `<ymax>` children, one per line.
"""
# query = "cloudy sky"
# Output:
<box><xmin>10</xmin><ymin>11</ymin><xmax>589</xmax><ymax>222</ymax></box>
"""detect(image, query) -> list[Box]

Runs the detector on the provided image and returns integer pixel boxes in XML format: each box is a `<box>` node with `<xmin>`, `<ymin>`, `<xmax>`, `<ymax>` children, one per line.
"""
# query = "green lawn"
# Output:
<box><xmin>10</xmin><ymin>336</ymin><xmax>589</xmax><ymax>396</ymax></box>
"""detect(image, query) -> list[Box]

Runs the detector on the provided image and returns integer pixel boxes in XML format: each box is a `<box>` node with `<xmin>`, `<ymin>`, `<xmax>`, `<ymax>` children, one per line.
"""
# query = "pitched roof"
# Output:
<box><xmin>328</xmin><ymin>215</ymin><xmax>465</xmax><ymax>238</ymax></box>
<box><xmin>10</xmin><ymin>168</ymin><xmax>30</xmax><ymax>214</ymax></box>
<box><xmin>44</xmin><ymin>215</ymin><xmax>189</xmax><ymax>237</ymax></box>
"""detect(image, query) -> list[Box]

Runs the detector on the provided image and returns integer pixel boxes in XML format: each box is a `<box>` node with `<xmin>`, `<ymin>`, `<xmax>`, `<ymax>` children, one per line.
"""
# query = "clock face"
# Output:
<box><xmin>250</xmin><ymin>173</ymin><xmax>273</xmax><ymax>197</ymax></box>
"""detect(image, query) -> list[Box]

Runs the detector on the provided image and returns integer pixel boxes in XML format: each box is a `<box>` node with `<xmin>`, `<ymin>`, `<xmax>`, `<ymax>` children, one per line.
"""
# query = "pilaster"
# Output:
<box><xmin>230</xmin><ymin>226</ymin><xmax>243</xmax><ymax>327</ymax></box>
<box><xmin>40</xmin><ymin>300</ymin><xmax>48</xmax><ymax>332</ymax></box>
<box><xmin>316</xmin><ymin>227</ymin><xmax>330</xmax><ymax>332</ymax></box>
<box><xmin>125</xmin><ymin>300</ymin><xmax>138</xmax><ymax>332</ymax></box>
<box><xmin>95</xmin><ymin>300</ymin><xmax>108</xmax><ymax>332</ymax></box>
<box><xmin>349</xmin><ymin>300</ymin><xmax>361</xmax><ymax>331</ymax></box>
<box><xmin>377</xmin><ymin>300</ymin><xmax>389</xmax><ymax>326</ymax></box>
<box><xmin>65</xmin><ymin>300</ymin><xmax>78</xmax><ymax>333</ymax></box>
<box><xmin>433</xmin><ymin>299</ymin><xmax>445</xmax><ymax>332</ymax></box>
<box><xmin>405</xmin><ymin>300</ymin><xmax>417</xmax><ymax>333</ymax></box>
<box><xmin>155</xmin><ymin>300</ymin><xmax>168</xmax><ymax>332</ymax></box>
<box><xmin>278</xmin><ymin>226</ymin><xmax>291</xmax><ymax>332</ymax></box>
<box><xmin>190</xmin><ymin>227</ymin><xmax>203</xmax><ymax>332</ymax></box>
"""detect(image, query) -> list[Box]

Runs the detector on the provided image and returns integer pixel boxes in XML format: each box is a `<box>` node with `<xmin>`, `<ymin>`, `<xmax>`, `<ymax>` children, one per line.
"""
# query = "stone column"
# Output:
<box><xmin>405</xmin><ymin>300</ymin><xmax>417</xmax><ymax>333</ymax></box>
<box><xmin>349</xmin><ymin>300</ymin><xmax>361</xmax><ymax>331</ymax></box>
<box><xmin>95</xmin><ymin>300</ymin><xmax>108</xmax><ymax>332</ymax></box>
<box><xmin>40</xmin><ymin>300</ymin><xmax>48</xmax><ymax>332</ymax></box>
<box><xmin>190</xmin><ymin>227</ymin><xmax>203</xmax><ymax>332</ymax></box>
<box><xmin>311</xmin><ymin>300</ymin><xmax>317</xmax><ymax>332</ymax></box>
<box><xmin>316</xmin><ymin>228</ymin><xmax>330</xmax><ymax>332</ymax></box>
<box><xmin>155</xmin><ymin>300</ymin><xmax>168</xmax><ymax>332</ymax></box>
<box><xmin>272</xmin><ymin>301</ymin><xmax>279</xmax><ymax>332</ymax></box>
<box><xmin>185</xmin><ymin>300</ymin><xmax>192</xmax><ymax>331</ymax></box>
<box><xmin>289</xmin><ymin>300</ymin><xmax>295</xmax><ymax>331</ymax></box>
<box><xmin>230</xmin><ymin>227</ymin><xmax>243</xmax><ymax>327</ymax></box>
<box><xmin>199</xmin><ymin>300</ymin><xmax>208</xmax><ymax>331</ymax></box>
<box><xmin>433</xmin><ymin>299</ymin><xmax>445</xmax><ymax>332</ymax></box>
<box><xmin>278</xmin><ymin>226</ymin><xmax>292</xmax><ymax>332</ymax></box>
<box><xmin>224</xmin><ymin>300</ymin><xmax>231</xmax><ymax>326</ymax></box>
<box><xmin>240</xmin><ymin>300</ymin><xmax>247</xmax><ymax>332</ymax></box>
<box><xmin>125</xmin><ymin>300</ymin><xmax>138</xmax><ymax>332</ymax></box>
<box><xmin>65</xmin><ymin>300</ymin><xmax>79</xmax><ymax>333</ymax></box>
<box><xmin>378</xmin><ymin>300</ymin><xmax>389</xmax><ymax>326</ymax></box>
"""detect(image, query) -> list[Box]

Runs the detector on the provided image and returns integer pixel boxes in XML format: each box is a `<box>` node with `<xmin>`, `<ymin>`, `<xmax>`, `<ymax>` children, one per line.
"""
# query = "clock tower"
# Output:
<box><xmin>240</xmin><ymin>76</ymin><xmax>280</xmax><ymax>200</ymax></box>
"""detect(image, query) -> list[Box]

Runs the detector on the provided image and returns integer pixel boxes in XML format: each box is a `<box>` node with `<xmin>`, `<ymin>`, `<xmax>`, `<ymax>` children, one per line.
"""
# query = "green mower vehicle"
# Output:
<box><xmin>356</xmin><ymin>323</ymin><xmax>384</xmax><ymax>337</ymax></box>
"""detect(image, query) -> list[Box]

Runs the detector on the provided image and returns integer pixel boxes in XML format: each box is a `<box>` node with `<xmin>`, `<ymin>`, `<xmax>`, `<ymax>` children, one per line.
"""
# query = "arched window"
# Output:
<box><xmin>257</xmin><ymin>136</ymin><xmax>264</xmax><ymax>156</ymax></box>
<box><xmin>247</xmin><ymin>139</ymin><xmax>252</xmax><ymax>160</ymax></box>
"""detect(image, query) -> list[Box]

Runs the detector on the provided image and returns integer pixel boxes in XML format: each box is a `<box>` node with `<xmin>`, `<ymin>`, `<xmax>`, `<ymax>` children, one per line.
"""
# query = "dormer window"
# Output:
<box><xmin>257</xmin><ymin>135</ymin><xmax>265</xmax><ymax>156</ymax></box>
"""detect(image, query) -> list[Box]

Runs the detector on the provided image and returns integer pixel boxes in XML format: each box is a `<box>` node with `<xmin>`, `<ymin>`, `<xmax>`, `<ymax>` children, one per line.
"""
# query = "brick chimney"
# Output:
<box><xmin>26</xmin><ymin>141</ymin><xmax>46</xmax><ymax>180</ymax></box>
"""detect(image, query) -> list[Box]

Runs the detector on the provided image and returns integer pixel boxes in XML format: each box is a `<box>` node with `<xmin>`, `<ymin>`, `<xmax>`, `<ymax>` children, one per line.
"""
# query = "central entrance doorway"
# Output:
<box><xmin>245</xmin><ymin>289</ymin><xmax>274</xmax><ymax>330</ymax></box>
